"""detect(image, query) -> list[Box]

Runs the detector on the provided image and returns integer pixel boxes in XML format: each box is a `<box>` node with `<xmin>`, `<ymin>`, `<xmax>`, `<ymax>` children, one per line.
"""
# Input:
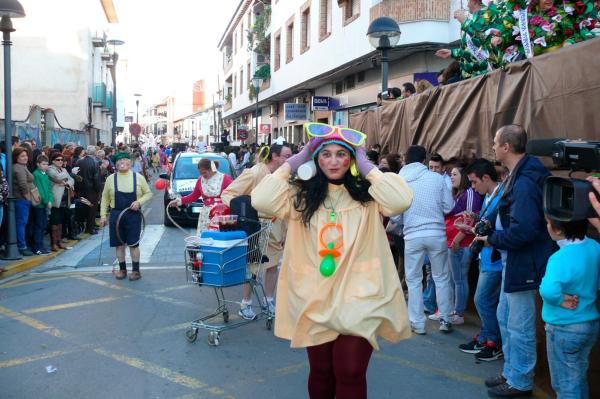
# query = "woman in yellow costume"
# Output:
<box><xmin>251</xmin><ymin>123</ymin><xmax>413</xmax><ymax>399</ymax></box>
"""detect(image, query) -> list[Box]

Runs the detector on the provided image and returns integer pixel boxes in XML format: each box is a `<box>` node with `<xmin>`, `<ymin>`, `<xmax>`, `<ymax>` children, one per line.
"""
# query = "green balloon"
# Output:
<box><xmin>320</xmin><ymin>254</ymin><xmax>336</xmax><ymax>277</ymax></box>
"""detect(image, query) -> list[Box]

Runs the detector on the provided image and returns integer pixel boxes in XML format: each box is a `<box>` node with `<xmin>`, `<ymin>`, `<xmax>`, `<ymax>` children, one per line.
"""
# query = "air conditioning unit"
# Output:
<box><xmin>294</xmin><ymin>97</ymin><xmax>306</xmax><ymax>104</ymax></box>
<box><xmin>269</xmin><ymin>104</ymin><xmax>278</xmax><ymax>117</ymax></box>
<box><xmin>256</xmin><ymin>54</ymin><xmax>266</xmax><ymax>66</ymax></box>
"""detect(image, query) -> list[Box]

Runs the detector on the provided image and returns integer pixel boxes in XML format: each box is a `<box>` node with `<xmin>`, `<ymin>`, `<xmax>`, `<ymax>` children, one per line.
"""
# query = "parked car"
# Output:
<box><xmin>161</xmin><ymin>151</ymin><xmax>236</xmax><ymax>227</ymax></box>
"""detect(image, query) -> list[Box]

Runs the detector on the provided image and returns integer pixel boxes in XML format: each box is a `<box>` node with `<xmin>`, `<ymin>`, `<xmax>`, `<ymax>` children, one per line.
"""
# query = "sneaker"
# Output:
<box><xmin>239</xmin><ymin>306</ymin><xmax>257</xmax><ymax>320</ymax></box>
<box><xmin>439</xmin><ymin>319</ymin><xmax>452</xmax><ymax>333</ymax></box>
<box><xmin>476</xmin><ymin>342</ymin><xmax>503</xmax><ymax>362</ymax></box>
<box><xmin>459</xmin><ymin>338</ymin><xmax>485</xmax><ymax>354</ymax></box>
<box><xmin>33</xmin><ymin>249</ymin><xmax>50</xmax><ymax>256</ymax></box>
<box><xmin>428</xmin><ymin>310</ymin><xmax>442</xmax><ymax>321</ymax></box>
<box><xmin>410</xmin><ymin>323</ymin><xmax>426</xmax><ymax>335</ymax></box>
<box><xmin>266</xmin><ymin>299</ymin><xmax>275</xmax><ymax>315</ymax></box>
<box><xmin>485</xmin><ymin>375</ymin><xmax>507</xmax><ymax>388</ymax></box>
<box><xmin>487</xmin><ymin>382</ymin><xmax>532</xmax><ymax>398</ymax></box>
<box><xmin>450</xmin><ymin>313</ymin><xmax>465</xmax><ymax>325</ymax></box>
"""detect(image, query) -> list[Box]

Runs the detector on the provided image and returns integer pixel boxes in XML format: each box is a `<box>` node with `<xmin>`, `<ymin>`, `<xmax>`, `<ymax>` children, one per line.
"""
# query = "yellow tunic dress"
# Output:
<box><xmin>251</xmin><ymin>167</ymin><xmax>413</xmax><ymax>349</ymax></box>
<box><xmin>221</xmin><ymin>162</ymin><xmax>285</xmax><ymax>270</ymax></box>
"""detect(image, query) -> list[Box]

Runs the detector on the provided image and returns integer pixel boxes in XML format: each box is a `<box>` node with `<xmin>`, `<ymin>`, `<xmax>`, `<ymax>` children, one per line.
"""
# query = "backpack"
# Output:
<box><xmin>229</xmin><ymin>195</ymin><xmax>268</xmax><ymax>265</ymax></box>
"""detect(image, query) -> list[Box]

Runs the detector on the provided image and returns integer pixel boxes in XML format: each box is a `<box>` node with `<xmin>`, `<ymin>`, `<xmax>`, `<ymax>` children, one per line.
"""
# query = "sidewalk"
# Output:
<box><xmin>0</xmin><ymin>227</ymin><xmax>102</xmax><ymax>280</ymax></box>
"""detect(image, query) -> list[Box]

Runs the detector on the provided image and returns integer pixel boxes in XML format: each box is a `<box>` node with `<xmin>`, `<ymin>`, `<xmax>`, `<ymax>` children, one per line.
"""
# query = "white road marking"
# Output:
<box><xmin>41</xmin><ymin>229</ymin><xmax>109</xmax><ymax>268</ymax></box>
<box><xmin>119</xmin><ymin>224</ymin><xmax>165</xmax><ymax>264</ymax></box>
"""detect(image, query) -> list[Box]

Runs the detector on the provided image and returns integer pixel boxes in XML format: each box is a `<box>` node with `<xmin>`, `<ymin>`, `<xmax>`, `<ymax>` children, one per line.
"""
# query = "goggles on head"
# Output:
<box><xmin>304</xmin><ymin>122</ymin><xmax>367</xmax><ymax>147</ymax></box>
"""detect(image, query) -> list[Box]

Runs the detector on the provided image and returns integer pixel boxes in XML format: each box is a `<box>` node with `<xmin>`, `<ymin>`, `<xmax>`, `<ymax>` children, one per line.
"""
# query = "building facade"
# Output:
<box><xmin>0</xmin><ymin>0</ymin><xmax>122</xmax><ymax>146</ymax></box>
<box><xmin>217</xmin><ymin>0</ymin><xmax>463</xmax><ymax>145</ymax></box>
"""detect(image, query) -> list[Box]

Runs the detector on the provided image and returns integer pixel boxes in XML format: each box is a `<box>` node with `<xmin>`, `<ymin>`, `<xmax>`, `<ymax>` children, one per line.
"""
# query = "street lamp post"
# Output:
<box><xmin>107</xmin><ymin>39</ymin><xmax>124</xmax><ymax>147</ymax></box>
<box><xmin>0</xmin><ymin>0</ymin><xmax>25</xmax><ymax>260</ymax></box>
<box><xmin>134</xmin><ymin>93</ymin><xmax>142</xmax><ymax>143</ymax></box>
<box><xmin>134</xmin><ymin>93</ymin><xmax>142</xmax><ymax>123</ymax></box>
<box><xmin>251</xmin><ymin>74</ymin><xmax>264</xmax><ymax>144</ymax></box>
<box><xmin>191</xmin><ymin>119</ymin><xmax>195</xmax><ymax>148</ymax></box>
<box><xmin>367</xmin><ymin>17</ymin><xmax>401</xmax><ymax>97</ymax></box>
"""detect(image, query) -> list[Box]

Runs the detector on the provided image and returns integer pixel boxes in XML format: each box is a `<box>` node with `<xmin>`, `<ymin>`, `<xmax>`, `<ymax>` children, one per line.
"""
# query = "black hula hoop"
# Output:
<box><xmin>115</xmin><ymin>206</ymin><xmax>146</xmax><ymax>247</ymax></box>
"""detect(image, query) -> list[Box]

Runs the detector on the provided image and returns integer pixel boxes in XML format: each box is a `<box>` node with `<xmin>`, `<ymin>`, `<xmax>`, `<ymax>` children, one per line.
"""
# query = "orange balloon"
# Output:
<box><xmin>154</xmin><ymin>179</ymin><xmax>167</xmax><ymax>190</ymax></box>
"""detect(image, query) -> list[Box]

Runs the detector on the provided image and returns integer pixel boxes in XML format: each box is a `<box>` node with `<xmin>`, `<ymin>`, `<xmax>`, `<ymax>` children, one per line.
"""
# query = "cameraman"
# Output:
<box><xmin>475</xmin><ymin>125</ymin><xmax>556</xmax><ymax>398</ymax></box>
<box><xmin>459</xmin><ymin>159</ymin><xmax>504</xmax><ymax>362</ymax></box>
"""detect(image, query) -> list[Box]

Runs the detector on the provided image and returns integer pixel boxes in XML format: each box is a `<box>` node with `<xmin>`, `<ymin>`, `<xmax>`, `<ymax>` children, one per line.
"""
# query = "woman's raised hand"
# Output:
<box><xmin>286</xmin><ymin>140</ymin><xmax>314</xmax><ymax>173</ymax></box>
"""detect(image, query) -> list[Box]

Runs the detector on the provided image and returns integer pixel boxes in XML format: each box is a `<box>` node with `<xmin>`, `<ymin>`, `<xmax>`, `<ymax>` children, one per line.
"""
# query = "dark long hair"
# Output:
<box><xmin>293</xmin><ymin>162</ymin><xmax>373</xmax><ymax>226</ymax></box>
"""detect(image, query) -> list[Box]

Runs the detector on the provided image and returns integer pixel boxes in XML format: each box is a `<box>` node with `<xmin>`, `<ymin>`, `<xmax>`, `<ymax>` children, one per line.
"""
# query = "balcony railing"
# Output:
<box><xmin>103</xmin><ymin>91</ymin><xmax>113</xmax><ymax>112</ymax></box>
<box><xmin>92</xmin><ymin>83</ymin><xmax>106</xmax><ymax>107</ymax></box>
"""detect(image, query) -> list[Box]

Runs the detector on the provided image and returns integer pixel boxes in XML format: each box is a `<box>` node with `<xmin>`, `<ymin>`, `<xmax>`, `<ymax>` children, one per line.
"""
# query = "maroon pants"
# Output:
<box><xmin>306</xmin><ymin>335</ymin><xmax>373</xmax><ymax>399</ymax></box>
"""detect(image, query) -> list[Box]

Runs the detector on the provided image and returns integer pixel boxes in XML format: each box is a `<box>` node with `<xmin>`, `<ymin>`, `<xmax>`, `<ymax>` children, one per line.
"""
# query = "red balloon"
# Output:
<box><xmin>154</xmin><ymin>179</ymin><xmax>167</xmax><ymax>190</ymax></box>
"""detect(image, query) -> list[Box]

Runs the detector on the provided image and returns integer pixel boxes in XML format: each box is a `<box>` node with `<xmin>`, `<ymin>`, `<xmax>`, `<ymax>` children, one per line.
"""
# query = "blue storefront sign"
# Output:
<box><xmin>312</xmin><ymin>96</ymin><xmax>343</xmax><ymax>111</ymax></box>
<box><xmin>312</xmin><ymin>96</ymin><xmax>330</xmax><ymax>111</ymax></box>
<box><xmin>284</xmin><ymin>103</ymin><xmax>309</xmax><ymax>122</ymax></box>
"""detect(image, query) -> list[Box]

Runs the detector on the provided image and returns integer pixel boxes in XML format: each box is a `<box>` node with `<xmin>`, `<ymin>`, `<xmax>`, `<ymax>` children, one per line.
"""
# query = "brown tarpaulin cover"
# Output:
<box><xmin>350</xmin><ymin>37</ymin><xmax>600</xmax><ymax>159</ymax></box>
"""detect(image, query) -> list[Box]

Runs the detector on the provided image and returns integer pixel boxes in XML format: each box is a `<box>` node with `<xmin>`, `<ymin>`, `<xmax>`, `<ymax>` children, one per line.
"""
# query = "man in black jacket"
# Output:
<box><xmin>475</xmin><ymin>125</ymin><xmax>556</xmax><ymax>398</ymax></box>
<box><xmin>76</xmin><ymin>145</ymin><xmax>100</xmax><ymax>234</ymax></box>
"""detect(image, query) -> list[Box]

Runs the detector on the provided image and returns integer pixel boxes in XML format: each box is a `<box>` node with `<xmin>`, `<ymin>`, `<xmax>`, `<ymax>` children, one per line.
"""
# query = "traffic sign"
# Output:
<box><xmin>129</xmin><ymin>123</ymin><xmax>142</xmax><ymax>137</ymax></box>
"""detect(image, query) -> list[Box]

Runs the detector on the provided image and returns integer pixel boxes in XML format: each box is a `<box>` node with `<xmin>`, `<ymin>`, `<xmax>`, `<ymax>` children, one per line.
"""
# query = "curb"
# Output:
<box><xmin>0</xmin><ymin>232</ymin><xmax>94</xmax><ymax>280</ymax></box>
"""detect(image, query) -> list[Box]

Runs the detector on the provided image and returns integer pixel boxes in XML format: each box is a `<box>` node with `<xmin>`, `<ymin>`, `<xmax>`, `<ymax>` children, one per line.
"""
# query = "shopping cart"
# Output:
<box><xmin>184</xmin><ymin>217</ymin><xmax>273</xmax><ymax>346</ymax></box>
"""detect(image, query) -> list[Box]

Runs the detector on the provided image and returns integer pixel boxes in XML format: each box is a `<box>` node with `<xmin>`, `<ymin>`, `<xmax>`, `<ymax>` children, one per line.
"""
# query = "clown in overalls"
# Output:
<box><xmin>100</xmin><ymin>152</ymin><xmax>153</xmax><ymax>281</ymax></box>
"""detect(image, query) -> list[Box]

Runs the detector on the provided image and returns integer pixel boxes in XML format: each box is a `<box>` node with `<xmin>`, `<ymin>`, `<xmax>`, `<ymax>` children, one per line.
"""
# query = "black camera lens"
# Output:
<box><xmin>544</xmin><ymin>176</ymin><xmax>598</xmax><ymax>221</ymax></box>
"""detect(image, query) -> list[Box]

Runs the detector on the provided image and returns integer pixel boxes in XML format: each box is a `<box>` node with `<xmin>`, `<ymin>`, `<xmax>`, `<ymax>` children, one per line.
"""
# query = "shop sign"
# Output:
<box><xmin>284</xmin><ymin>103</ymin><xmax>308</xmax><ymax>122</ymax></box>
<box><xmin>259</xmin><ymin>124</ymin><xmax>271</xmax><ymax>134</ymax></box>
<box><xmin>312</xmin><ymin>96</ymin><xmax>330</xmax><ymax>111</ymax></box>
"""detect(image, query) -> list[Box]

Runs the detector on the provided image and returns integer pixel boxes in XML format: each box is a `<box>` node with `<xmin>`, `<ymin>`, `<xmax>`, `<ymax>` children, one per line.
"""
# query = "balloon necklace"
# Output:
<box><xmin>318</xmin><ymin>190</ymin><xmax>344</xmax><ymax>277</ymax></box>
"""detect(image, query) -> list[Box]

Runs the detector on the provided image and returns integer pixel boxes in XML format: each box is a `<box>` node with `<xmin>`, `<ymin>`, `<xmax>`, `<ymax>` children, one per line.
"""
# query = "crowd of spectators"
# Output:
<box><xmin>0</xmin><ymin>139</ymin><xmax>161</xmax><ymax>258</ymax></box>
<box><xmin>375</xmin><ymin>125</ymin><xmax>599</xmax><ymax>398</ymax></box>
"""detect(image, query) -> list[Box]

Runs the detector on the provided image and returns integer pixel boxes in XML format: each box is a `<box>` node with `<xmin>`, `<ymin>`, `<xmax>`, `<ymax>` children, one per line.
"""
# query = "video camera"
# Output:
<box><xmin>527</xmin><ymin>139</ymin><xmax>600</xmax><ymax>221</ymax></box>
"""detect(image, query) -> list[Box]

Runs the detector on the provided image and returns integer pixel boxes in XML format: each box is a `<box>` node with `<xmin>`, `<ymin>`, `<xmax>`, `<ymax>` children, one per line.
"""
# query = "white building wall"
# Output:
<box><xmin>223</xmin><ymin>0</ymin><xmax>463</xmax><ymax>119</ymax></box>
<box><xmin>0</xmin><ymin>0</ymin><xmax>114</xmax><ymax>131</ymax></box>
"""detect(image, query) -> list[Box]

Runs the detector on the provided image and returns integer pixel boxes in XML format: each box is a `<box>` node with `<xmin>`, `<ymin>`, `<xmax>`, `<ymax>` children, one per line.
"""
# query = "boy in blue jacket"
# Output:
<box><xmin>540</xmin><ymin>217</ymin><xmax>599</xmax><ymax>399</ymax></box>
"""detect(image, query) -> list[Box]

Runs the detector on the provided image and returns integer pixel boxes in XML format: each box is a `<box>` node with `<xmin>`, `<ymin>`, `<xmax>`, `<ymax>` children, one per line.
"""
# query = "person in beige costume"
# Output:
<box><xmin>251</xmin><ymin>127</ymin><xmax>412</xmax><ymax>399</ymax></box>
<box><xmin>220</xmin><ymin>142</ymin><xmax>292</xmax><ymax>320</ymax></box>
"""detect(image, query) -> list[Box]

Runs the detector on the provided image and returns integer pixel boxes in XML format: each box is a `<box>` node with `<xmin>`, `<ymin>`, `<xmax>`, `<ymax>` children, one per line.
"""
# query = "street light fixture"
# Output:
<box><xmin>191</xmin><ymin>119</ymin><xmax>195</xmax><ymax>148</ymax></box>
<box><xmin>367</xmin><ymin>17</ymin><xmax>401</xmax><ymax>97</ymax></box>
<box><xmin>107</xmin><ymin>38</ymin><xmax>124</xmax><ymax>146</ymax></box>
<box><xmin>251</xmin><ymin>74</ymin><xmax>264</xmax><ymax>144</ymax></box>
<box><xmin>0</xmin><ymin>0</ymin><xmax>25</xmax><ymax>260</ymax></box>
<box><xmin>134</xmin><ymin>93</ymin><xmax>142</xmax><ymax>123</ymax></box>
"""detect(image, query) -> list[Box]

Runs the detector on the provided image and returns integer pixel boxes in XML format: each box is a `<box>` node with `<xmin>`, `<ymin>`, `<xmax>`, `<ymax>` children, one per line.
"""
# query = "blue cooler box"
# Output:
<box><xmin>199</xmin><ymin>230</ymin><xmax>248</xmax><ymax>286</ymax></box>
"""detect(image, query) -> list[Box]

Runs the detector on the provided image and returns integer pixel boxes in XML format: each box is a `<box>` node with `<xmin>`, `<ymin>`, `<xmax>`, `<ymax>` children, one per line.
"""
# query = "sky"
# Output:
<box><xmin>113</xmin><ymin>0</ymin><xmax>240</xmax><ymax>113</ymax></box>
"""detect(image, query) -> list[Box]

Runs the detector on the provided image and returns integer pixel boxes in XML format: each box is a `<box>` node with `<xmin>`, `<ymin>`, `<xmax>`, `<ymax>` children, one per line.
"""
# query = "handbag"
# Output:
<box><xmin>30</xmin><ymin>186</ymin><xmax>41</xmax><ymax>206</ymax></box>
<box><xmin>0</xmin><ymin>175</ymin><xmax>8</xmax><ymax>203</ymax></box>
